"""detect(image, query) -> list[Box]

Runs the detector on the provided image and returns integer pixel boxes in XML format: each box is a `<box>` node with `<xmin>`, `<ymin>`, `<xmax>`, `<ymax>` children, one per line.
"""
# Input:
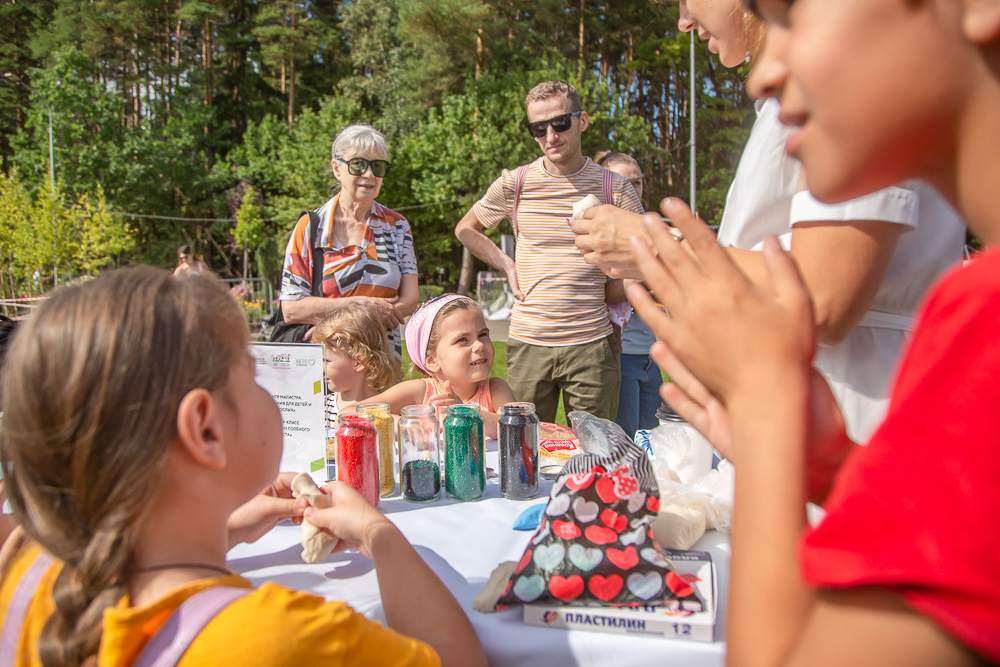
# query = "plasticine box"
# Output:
<box><xmin>523</xmin><ymin>549</ymin><xmax>717</xmax><ymax>642</ymax></box>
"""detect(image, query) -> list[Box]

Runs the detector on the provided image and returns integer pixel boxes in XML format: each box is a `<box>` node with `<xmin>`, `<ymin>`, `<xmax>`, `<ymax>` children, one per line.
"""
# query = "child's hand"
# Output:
<box><xmin>227</xmin><ymin>472</ymin><xmax>308</xmax><ymax>548</ymax></box>
<box><xmin>427</xmin><ymin>380</ymin><xmax>461</xmax><ymax>407</ymax></box>
<box><xmin>629</xmin><ymin>199</ymin><xmax>816</xmax><ymax>405</ymax></box>
<box><xmin>657</xmin><ymin>340</ymin><xmax>851</xmax><ymax>480</ymax></box>
<box><xmin>303</xmin><ymin>482</ymin><xmax>396</xmax><ymax>559</ymax></box>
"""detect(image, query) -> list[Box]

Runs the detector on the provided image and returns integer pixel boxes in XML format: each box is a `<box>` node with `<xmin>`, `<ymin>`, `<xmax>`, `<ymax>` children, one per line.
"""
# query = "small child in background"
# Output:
<box><xmin>312</xmin><ymin>303</ymin><xmax>401</xmax><ymax>423</ymax></box>
<box><xmin>595</xmin><ymin>152</ymin><xmax>662</xmax><ymax>439</ymax></box>
<box><xmin>0</xmin><ymin>268</ymin><xmax>485</xmax><ymax>666</ymax></box>
<box><xmin>371</xmin><ymin>295</ymin><xmax>515</xmax><ymax>438</ymax></box>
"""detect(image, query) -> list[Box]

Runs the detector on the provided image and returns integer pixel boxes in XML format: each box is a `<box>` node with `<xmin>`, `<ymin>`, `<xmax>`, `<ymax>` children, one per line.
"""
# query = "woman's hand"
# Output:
<box><xmin>628</xmin><ymin>199</ymin><xmax>816</xmax><ymax>404</ymax></box>
<box><xmin>571</xmin><ymin>205</ymin><xmax>649</xmax><ymax>279</ymax></box>
<box><xmin>227</xmin><ymin>472</ymin><xmax>307</xmax><ymax>549</ymax></box>
<box><xmin>354</xmin><ymin>296</ymin><xmax>404</xmax><ymax>327</ymax></box>
<box><xmin>303</xmin><ymin>482</ymin><xmax>396</xmax><ymax>559</ymax></box>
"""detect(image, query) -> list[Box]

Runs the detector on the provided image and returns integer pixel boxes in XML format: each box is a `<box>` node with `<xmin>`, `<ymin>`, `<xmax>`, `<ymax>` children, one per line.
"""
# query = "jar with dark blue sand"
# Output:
<box><xmin>499</xmin><ymin>402</ymin><xmax>539</xmax><ymax>500</ymax></box>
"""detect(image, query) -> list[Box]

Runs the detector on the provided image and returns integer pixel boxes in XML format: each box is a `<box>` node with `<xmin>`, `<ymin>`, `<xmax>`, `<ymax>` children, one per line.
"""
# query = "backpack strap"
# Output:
<box><xmin>272</xmin><ymin>209</ymin><xmax>323</xmax><ymax>334</ymax></box>
<box><xmin>131</xmin><ymin>586</ymin><xmax>251</xmax><ymax>667</ymax></box>
<box><xmin>306</xmin><ymin>210</ymin><xmax>324</xmax><ymax>298</ymax></box>
<box><xmin>0</xmin><ymin>552</ymin><xmax>54</xmax><ymax>665</ymax></box>
<box><xmin>511</xmin><ymin>164</ymin><xmax>529</xmax><ymax>238</ymax></box>
<box><xmin>602</xmin><ymin>168</ymin><xmax>614</xmax><ymax>207</ymax></box>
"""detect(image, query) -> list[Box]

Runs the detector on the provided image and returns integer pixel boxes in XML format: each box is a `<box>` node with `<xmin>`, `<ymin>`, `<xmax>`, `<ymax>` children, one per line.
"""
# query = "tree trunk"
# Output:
<box><xmin>475</xmin><ymin>29</ymin><xmax>483</xmax><ymax>79</ymax></box>
<box><xmin>174</xmin><ymin>15</ymin><xmax>182</xmax><ymax>103</ymax></box>
<box><xmin>287</xmin><ymin>44</ymin><xmax>295</xmax><ymax>127</ymax></box>
<box><xmin>287</xmin><ymin>10</ymin><xmax>296</xmax><ymax>128</ymax></box>
<box><xmin>203</xmin><ymin>15</ymin><xmax>212</xmax><ymax>136</ymax></box>
<box><xmin>462</xmin><ymin>25</ymin><xmax>485</xmax><ymax>296</ymax></box>
<box><xmin>457</xmin><ymin>247</ymin><xmax>475</xmax><ymax>296</ymax></box>
<box><xmin>577</xmin><ymin>0</ymin><xmax>584</xmax><ymax>83</ymax></box>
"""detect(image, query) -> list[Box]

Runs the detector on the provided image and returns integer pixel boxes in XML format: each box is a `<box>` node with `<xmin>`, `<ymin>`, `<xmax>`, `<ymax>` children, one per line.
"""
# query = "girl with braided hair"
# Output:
<box><xmin>0</xmin><ymin>267</ymin><xmax>484</xmax><ymax>666</ymax></box>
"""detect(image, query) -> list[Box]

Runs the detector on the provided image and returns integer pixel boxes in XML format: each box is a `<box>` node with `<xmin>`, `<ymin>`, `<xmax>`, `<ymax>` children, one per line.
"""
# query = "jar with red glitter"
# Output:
<box><xmin>335</xmin><ymin>413</ymin><xmax>379</xmax><ymax>507</ymax></box>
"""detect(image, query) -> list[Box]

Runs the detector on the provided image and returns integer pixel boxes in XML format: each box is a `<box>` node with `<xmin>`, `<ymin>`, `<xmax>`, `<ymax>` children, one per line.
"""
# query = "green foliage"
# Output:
<box><xmin>75</xmin><ymin>185</ymin><xmax>134</xmax><ymax>274</ymax></box>
<box><xmin>0</xmin><ymin>170</ymin><xmax>134</xmax><ymax>297</ymax></box>
<box><xmin>219</xmin><ymin>95</ymin><xmax>362</xmax><ymax>234</ymax></box>
<box><xmin>1</xmin><ymin>0</ymin><xmax>754</xmax><ymax>289</ymax></box>
<box><xmin>417</xmin><ymin>284</ymin><xmax>445</xmax><ymax>302</ymax></box>
<box><xmin>233</xmin><ymin>185</ymin><xmax>265</xmax><ymax>251</ymax></box>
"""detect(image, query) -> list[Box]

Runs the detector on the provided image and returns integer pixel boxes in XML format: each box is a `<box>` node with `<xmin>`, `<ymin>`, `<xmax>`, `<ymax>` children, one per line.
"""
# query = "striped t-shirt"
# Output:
<box><xmin>473</xmin><ymin>157</ymin><xmax>644</xmax><ymax>346</ymax></box>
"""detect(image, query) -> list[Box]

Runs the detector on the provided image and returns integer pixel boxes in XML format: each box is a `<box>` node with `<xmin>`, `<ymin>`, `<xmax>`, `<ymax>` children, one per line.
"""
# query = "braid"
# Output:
<box><xmin>0</xmin><ymin>268</ymin><xmax>245</xmax><ymax>667</ymax></box>
<box><xmin>40</xmin><ymin>526</ymin><xmax>132</xmax><ymax>667</ymax></box>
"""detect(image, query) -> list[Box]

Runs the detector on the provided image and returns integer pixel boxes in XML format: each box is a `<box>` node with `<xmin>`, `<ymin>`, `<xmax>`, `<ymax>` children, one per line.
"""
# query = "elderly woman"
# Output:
<box><xmin>278</xmin><ymin>124</ymin><xmax>419</xmax><ymax>353</ymax></box>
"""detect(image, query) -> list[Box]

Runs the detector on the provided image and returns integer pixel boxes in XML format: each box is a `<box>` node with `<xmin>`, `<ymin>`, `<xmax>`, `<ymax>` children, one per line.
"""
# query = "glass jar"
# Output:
<box><xmin>498</xmin><ymin>402</ymin><xmax>539</xmax><ymax>500</ymax></box>
<box><xmin>443</xmin><ymin>404</ymin><xmax>485</xmax><ymax>501</ymax></box>
<box><xmin>357</xmin><ymin>401</ymin><xmax>395</xmax><ymax>498</ymax></box>
<box><xmin>325</xmin><ymin>426</ymin><xmax>337</xmax><ymax>482</ymax></box>
<box><xmin>654</xmin><ymin>404</ymin><xmax>714</xmax><ymax>481</ymax></box>
<box><xmin>335</xmin><ymin>413</ymin><xmax>379</xmax><ymax>507</ymax></box>
<box><xmin>397</xmin><ymin>405</ymin><xmax>441</xmax><ymax>502</ymax></box>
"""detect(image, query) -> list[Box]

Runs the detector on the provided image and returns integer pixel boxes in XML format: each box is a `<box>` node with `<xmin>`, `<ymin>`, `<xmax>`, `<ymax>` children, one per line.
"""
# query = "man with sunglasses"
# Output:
<box><xmin>455</xmin><ymin>81</ymin><xmax>644</xmax><ymax>423</ymax></box>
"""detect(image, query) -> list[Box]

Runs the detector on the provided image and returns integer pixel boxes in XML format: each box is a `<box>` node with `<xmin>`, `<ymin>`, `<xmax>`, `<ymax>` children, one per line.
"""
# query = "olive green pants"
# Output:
<box><xmin>505</xmin><ymin>335</ymin><xmax>621</xmax><ymax>423</ymax></box>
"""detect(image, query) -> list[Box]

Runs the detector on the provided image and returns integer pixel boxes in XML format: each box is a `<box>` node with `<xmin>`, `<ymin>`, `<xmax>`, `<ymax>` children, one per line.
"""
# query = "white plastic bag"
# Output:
<box><xmin>647</xmin><ymin>422</ymin><xmax>735</xmax><ymax>549</ymax></box>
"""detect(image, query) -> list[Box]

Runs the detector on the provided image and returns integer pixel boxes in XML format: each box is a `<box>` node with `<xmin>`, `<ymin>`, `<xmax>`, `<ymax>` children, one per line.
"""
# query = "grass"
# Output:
<box><xmin>401</xmin><ymin>341</ymin><xmax>569</xmax><ymax>425</ymax></box>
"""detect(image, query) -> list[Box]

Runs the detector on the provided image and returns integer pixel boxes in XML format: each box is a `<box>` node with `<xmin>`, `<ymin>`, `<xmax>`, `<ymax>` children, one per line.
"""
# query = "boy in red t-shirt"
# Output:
<box><xmin>626</xmin><ymin>0</ymin><xmax>1000</xmax><ymax>664</ymax></box>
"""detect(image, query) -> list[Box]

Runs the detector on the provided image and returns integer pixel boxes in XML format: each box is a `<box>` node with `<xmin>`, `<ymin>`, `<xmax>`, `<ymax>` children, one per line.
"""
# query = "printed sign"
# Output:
<box><xmin>249</xmin><ymin>342</ymin><xmax>326</xmax><ymax>483</ymax></box>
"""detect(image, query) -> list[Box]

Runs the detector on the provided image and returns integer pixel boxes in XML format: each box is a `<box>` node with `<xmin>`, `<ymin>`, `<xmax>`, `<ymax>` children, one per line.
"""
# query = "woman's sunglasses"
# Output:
<box><xmin>525</xmin><ymin>111</ymin><xmax>582</xmax><ymax>139</ymax></box>
<box><xmin>337</xmin><ymin>157</ymin><xmax>391</xmax><ymax>178</ymax></box>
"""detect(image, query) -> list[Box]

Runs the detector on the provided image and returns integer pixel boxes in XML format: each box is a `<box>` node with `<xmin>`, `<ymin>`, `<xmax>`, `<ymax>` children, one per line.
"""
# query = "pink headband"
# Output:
<box><xmin>404</xmin><ymin>295</ymin><xmax>474</xmax><ymax>374</ymax></box>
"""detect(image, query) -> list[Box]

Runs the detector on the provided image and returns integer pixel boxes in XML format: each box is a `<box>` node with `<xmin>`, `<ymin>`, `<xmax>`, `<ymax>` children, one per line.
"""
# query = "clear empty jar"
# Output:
<box><xmin>398</xmin><ymin>405</ymin><xmax>441</xmax><ymax>502</ymax></box>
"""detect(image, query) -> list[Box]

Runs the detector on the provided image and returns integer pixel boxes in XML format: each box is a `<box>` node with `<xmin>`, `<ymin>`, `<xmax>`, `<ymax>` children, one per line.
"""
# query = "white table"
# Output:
<box><xmin>227</xmin><ymin>441</ymin><xmax>729</xmax><ymax>667</ymax></box>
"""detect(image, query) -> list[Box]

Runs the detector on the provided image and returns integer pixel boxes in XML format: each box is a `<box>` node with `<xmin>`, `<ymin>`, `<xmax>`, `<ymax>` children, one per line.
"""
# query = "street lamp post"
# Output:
<box><xmin>689</xmin><ymin>31</ymin><xmax>696</xmax><ymax>215</ymax></box>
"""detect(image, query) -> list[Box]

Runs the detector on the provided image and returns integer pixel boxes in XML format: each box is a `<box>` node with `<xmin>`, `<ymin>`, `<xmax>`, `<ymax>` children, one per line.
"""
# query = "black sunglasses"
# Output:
<box><xmin>525</xmin><ymin>111</ymin><xmax>582</xmax><ymax>139</ymax></box>
<box><xmin>337</xmin><ymin>157</ymin><xmax>391</xmax><ymax>178</ymax></box>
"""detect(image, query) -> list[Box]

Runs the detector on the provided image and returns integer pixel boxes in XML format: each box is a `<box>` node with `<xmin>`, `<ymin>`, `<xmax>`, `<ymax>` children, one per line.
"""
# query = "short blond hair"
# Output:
<box><xmin>525</xmin><ymin>80</ymin><xmax>581</xmax><ymax>113</ymax></box>
<box><xmin>312</xmin><ymin>303</ymin><xmax>401</xmax><ymax>392</ymax></box>
<box><xmin>594</xmin><ymin>151</ymin><xmax>640</xmax><ymax>172</ymax></box>
<box><xmin>331</xmin><ymin>124</ymin><xmax>389</xmax><ymax>161</ymax></box>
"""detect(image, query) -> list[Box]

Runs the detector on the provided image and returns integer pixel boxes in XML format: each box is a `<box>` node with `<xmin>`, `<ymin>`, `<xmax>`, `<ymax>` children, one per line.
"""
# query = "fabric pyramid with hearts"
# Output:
<box><xmin>495</xmin><ymin>412</ymin><xmax>704</xmax><ymax>609</ymax></box>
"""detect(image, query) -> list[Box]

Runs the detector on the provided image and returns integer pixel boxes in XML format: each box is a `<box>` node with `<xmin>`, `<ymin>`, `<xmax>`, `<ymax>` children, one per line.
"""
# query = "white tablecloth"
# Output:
<box><xmin>227</xmin><ymin>441</ymin><xmax>729</xmax><ymax>667</ymax></box>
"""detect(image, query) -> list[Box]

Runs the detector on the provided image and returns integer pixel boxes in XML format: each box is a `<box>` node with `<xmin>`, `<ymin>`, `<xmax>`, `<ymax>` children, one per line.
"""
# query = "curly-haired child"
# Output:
<box><xmin>312</xmin><ymin>302</ymin><xmax>401</xmax><ymax>422</ymax></box>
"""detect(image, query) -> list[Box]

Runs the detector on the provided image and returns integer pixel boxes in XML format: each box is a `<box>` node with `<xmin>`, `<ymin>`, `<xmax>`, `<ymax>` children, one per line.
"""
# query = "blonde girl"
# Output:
<box><xmin>0</xmin><ymin>268</ymin><xmax>484</xmax><ymax>666</ymax></box>
<box><xmin>371</xmin><ymin>295</ymin><xmax>515</xmax><ymax>438</ymax></box>
<box><xmin>312</xmin><ymin>302</ymin><xmax>401</xmax><ymax>419</ymax></box>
